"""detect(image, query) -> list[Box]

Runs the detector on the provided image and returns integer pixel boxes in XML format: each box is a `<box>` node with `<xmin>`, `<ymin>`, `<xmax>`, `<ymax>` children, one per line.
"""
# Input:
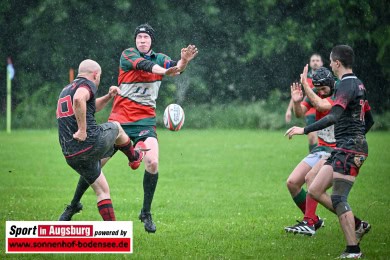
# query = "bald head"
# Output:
<box><xmin>78</xmin><ymin>59</ymin><xmax>101</xmax><ymax>74</ymax></box>
<box><xmin>77</xmin><ymin>59</ymin><xmax>102</xmax><ymax>86</ymax></box>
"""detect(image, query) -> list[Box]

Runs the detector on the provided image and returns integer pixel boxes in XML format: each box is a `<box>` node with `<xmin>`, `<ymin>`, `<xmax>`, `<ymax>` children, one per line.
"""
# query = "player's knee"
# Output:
<box><xmin>307</xmin><ymin>188</ymin><xmax>320</xmax><ymax>201</ymax></box>
<box><xmin>286</xmin><ymin>178</ymin><xmax>299</xmax><ymax>192</ymax></box>
<box><xmin>332</xmin><ymin>178</ymin><xmax>353</xmax><ymax>216</ymax></box>
<box><xmin>146</xmin><ymin>159</ymin><xmax>158</xmax><ymax>173</ymax></box>
<box><xmin>331</xmin><ymin>194</ymin><xmax>351</xmax><ymax>216</ymax></box>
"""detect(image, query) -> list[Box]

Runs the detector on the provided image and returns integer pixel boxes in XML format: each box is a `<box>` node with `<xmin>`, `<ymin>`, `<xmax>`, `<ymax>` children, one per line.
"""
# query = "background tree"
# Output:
<box><xmin>1</xmin><ymin>0</ymin><xmax>389</xmax><ymax>128</ymax></box>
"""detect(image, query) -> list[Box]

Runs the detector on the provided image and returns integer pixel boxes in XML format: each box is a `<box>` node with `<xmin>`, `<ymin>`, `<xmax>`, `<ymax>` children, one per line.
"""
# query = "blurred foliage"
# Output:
<box><xmin>3</xmin><ymin>93</ymin><xmax>390</xmax><ymax>131</ymax></box>
<box><xmin>0</xmin><ymin>0</ymin><xmax>390</xmax><ymax>129</ymax></box>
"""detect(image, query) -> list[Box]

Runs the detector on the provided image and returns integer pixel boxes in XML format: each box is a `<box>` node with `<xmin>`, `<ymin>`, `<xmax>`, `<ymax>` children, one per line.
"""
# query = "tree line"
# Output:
<box><xmin>1</xmin><ymin>0</ymin><xmax>389</xmax><ymax>128</ymax></box>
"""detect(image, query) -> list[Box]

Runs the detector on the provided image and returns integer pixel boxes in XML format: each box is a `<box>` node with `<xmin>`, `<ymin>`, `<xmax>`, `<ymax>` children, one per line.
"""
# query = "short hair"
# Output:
<box><xmin>309</xmin><ymin>53</ymin><xmax>322</xmax><ymax>62</ymax></box>
<box><xmin>331</xmin><ymin>45</ymin><xmax>354</xmax><ymax>68</ymax></box>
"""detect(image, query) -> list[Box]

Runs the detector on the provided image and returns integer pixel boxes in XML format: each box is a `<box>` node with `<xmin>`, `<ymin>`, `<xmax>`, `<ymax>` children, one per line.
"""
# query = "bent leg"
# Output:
<box><xmin>303</xmin><ymin>159</ymin><xmax>326</xmax><ymax>223</ymax></box>
<box><xmin>90</xmin><ymin>171</ymin><xmax>116</xmax><ymax>221</ymax></box>
<box><xmin>332</xmin><ymin>173</ymin><xmax>357</xmax><ymax>245</ymax></box>
<box><xmin>308</xmin><ymin>164</ymin><xmax>334</xmax><ymax>212</ymax></box>
<box><xmin>286</xmin><ymin>161</ymin><xmax>311</xmax><ymax>214</ymax></box>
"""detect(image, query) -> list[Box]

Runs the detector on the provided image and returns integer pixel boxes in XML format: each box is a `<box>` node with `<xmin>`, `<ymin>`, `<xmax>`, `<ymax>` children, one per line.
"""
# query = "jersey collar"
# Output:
<box><xmin>341</xmin><ymin>73</ymin><xmax>356</xmax><ymax>80</ymax></box>
<box><xmin>139</xmin><ymin>50</ymin><xmax>157</xmax><ymax>60</ymax></box>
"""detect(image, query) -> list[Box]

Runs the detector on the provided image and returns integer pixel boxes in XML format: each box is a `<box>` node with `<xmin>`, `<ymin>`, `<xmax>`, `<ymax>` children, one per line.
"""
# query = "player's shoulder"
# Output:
<box><xmin>122</xmin><ymin>47</ymin><xmax>140</xmax><ymax>56</ymax></box>
<box><xmin>154</xmin><ymin>52</ymin><xmax>171</xmax><ymax>60</ymax></box>
<box><xmin>78</xmin><ymin>78</ymin><xmax>97</xmax><ymax>92</ymax></box>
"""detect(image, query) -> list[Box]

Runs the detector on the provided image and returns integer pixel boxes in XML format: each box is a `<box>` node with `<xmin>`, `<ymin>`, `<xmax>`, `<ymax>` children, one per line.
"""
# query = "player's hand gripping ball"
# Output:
<box><xmin>163</xmin><ymin>104</ymin><xmax>185</xmax><ymax>131</ymax></box>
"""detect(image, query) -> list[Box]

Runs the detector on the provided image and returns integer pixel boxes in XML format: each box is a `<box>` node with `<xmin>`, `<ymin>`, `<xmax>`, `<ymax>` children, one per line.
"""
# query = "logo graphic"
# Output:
<box><xmin>139</xmin><ymin>130</ymin><xmax>150</xmax><ymax>136</ymax></box>
<box><xmin>6</xmin><ymin>221</ymin><xmax>133</xmax><ymax>254</ymax></box>
<box><xmin>354</xmin><ymin>155</ymin><xmax>366</xmax><ymax>168</ymax></box>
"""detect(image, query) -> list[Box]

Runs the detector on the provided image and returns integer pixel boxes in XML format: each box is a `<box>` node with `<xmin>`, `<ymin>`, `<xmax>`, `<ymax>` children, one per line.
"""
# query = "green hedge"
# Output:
<box><xmin>1</xmin><ymin>88</ymin><xmax>389</xmax><ymax>131</ymax></box>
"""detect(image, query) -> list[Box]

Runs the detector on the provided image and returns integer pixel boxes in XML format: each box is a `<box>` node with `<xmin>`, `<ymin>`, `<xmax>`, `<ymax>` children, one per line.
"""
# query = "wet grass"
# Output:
<box><xmin>1</xmin><ymin>129</ymin><xmax>389</xmax><ymax>259</ymax></box>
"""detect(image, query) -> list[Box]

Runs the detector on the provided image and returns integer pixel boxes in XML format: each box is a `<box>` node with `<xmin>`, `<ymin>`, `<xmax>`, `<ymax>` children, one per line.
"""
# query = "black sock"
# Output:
<box><xmin>142</xmin><ymin>171</ymin><xmax>158</xmax><ymax>213</ymax></box>
<box><xmin>71</xmin><ymin>176</ymin><xmax>90</xmax><ymax>206</ymax></box>
<box><xmin>346</xmin><ymin>245</ymin><xmax>360</xmax><ymax>253</ymax></box>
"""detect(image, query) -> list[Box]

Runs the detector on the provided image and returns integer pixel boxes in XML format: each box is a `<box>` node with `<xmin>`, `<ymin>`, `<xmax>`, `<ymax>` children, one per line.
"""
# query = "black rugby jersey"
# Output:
<box><xmin>332</xmin><ymin>73</ymin><xmax>370</xmax><ymax>143</ymax></box>
<box><xmin>56</xmin><ymin>77</ymin><xmax>99</xmax><ymax>157</ymax></box>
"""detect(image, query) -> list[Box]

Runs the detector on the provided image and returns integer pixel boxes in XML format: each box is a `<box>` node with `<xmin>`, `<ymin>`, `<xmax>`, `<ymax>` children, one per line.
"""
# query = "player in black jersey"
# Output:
<box><xmin>57</xmin><ymin>59</ymin><xmax>146</xmax><ymax>221</ymax></box>
<box><xmin>285</xmin><ymin>45</ymin><xmax>374</xmax><ymax>259</ymax></box>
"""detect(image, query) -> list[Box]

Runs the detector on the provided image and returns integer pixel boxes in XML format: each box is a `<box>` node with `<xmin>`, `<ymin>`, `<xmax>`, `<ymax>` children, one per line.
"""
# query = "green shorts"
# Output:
<box><xmin>122</xmin><ymin>125</ymin><xmax>157</xmax><ymax>144</ymax></box>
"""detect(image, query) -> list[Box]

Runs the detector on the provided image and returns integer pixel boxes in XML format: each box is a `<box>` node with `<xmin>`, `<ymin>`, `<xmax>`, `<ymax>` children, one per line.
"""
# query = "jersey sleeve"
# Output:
<box><xmin>156</xmin><ymin>53</ymin><xmax>174</xmax><ymax>68</ymax></box>
<box><xmin>333</xmin><ymin>80</ymin><xmax>355</xmax><ymax>109</ymax></box>
<box><xmin>120</xmin><ymin>48</ymin><xmax>145</xmax><ymax>72</ymax></box>
<box><xmin>301</xmin><ymin>97</ymin><xmax>313</xmax><ymax>110</ymax></box>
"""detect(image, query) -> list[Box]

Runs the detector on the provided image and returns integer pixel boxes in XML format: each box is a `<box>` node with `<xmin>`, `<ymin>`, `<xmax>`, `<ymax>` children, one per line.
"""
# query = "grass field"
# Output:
<box><xmin>1</xmin><ymin>129</ymin><xmax>389</xmax><ymax>259</ymax></box>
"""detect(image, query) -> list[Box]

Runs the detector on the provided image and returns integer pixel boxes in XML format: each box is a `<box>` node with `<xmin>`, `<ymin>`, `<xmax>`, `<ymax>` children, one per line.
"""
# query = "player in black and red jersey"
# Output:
<box><xmin>285</xmin><ymin>45</ymin><xmax>374</xmax><ymax>259</ymax></box>
<box><xmin>57</xmin><ymin>59</ymin><xmax>145</xmax><ymax>221</ymax></box>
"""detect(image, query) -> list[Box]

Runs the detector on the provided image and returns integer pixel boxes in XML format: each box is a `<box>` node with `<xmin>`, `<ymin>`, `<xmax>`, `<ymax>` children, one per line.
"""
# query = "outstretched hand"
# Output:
<box><xmin>181</xmin><ymin>45</ymin><xmax>198</xmax><ymax>62</ymax></box>
<box><xmin>284</xmin><ymin>126</ymin><xmax>304</xmax><ymax>139</ymax></box>
<box><xmin>291</xmin><ymin>82</ymin><xmax>303</xmax><ymax>102</ymax></box>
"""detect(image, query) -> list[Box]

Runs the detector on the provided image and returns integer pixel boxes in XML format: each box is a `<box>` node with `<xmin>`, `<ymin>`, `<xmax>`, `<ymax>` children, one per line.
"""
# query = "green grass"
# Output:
<box><xmin>1</xmin><ymin>129</ymin><xmax>390</xmax><ymax>259</ymax></box>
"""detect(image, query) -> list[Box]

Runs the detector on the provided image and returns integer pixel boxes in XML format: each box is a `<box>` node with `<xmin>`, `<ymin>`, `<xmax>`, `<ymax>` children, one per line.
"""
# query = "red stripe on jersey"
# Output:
<box><xmin>109</xmin><ymin>96</ymin><xmax>155</xmax><ymax>124</ymax></box>
<box><xmin>118</xmin><ymin>68</ymin><xmax>163</xmax><ymax>85</ymax></box>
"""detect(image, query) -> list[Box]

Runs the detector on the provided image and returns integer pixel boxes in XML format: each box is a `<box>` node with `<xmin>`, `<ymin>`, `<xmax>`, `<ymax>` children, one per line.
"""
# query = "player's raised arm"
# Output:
<box><xmin>301</xmin><ymin>65</ymin><xmax>333</xmax><ymax>112</ymax></box>
<box><xmin>291</xmin><ymin>82</ymin><xmax>307</xmax><ymax>118</ymax></box>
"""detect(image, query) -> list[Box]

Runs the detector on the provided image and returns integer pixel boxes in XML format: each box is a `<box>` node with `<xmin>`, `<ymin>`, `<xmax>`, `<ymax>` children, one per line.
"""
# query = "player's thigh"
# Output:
<box><xmin>308</xmin><ymin>164</ymin><xmax>333</xmax><ymax>194</ymax></box>
<box><xmin>287</xmin><ymin>161</ymin><xmax>311</xmax><ymax>186</ymax></box>
<box><xmin>305</xmin><ymin>159</ymin><xmax>326</xmax><ymax>185</ymax></box>
<box><xmin>93</xmin><ymin>122</ymin><xmax>119</xmax><ymax>159</ymax></box>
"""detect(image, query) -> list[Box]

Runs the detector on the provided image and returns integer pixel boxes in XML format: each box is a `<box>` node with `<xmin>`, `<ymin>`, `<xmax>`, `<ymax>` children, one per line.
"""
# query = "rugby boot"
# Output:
<box><xmin>284</xmin><ymin>220</ymin><xmax>315</xmax><ymax>236</ymax></box>
<box><xmin>129</xmin><ymin>141</ymin><xmax>149</xmax><ymax>170</ymax></box>
<box><xmin>338</xmin><ymin>251</ymin><xmax>363</xmax><ymax>259</ymax></box>
<box><xmin>314</xmin><ymin>217</ymin><xmax>325</xmax><ymax>231</ymax></box>
<box><xmin>355</xmin><ymin>221</ymin><xmax>371</xmax><ymax>242</ymax></box>
<box><xmin>59</xmin><ymin>202</ymin><xmax>83</xmax><ymax>221</ymax></box>
<box><xmin>139</xmin><ymin>210</ymin><xmax>156</xmax><ymax>233</ymax></box>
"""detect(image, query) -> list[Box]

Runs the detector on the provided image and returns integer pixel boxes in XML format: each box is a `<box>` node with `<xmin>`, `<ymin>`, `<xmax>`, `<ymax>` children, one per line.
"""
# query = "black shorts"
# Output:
<box><xmin>325</xmin><ymin>137</ymin><xmax>368</xmax><ymax>177</ymax></box>
<box><xmin>66</xmin><ymin>122</ymin><xmax>119</xmax><ymax>184</ymax></box>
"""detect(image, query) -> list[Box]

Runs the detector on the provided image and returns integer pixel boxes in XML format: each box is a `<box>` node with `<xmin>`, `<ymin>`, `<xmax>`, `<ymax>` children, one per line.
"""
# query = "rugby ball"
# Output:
<box><xmin>163</xmin><ymin>104</ymin><xmax>185</xmax><ymax>131</ymax></box>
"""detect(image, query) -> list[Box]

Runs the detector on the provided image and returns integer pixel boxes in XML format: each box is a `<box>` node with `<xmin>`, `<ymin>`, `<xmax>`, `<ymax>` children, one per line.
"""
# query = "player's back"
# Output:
<box><xmin>56</xmin><ymin>78</ymin><xmax>99</xmax><ymax>157</ymax></box>
<box><xmin>333</xmin><ymin>74</ymin><xmax>369</xmax><ymax>143</ymax></box>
